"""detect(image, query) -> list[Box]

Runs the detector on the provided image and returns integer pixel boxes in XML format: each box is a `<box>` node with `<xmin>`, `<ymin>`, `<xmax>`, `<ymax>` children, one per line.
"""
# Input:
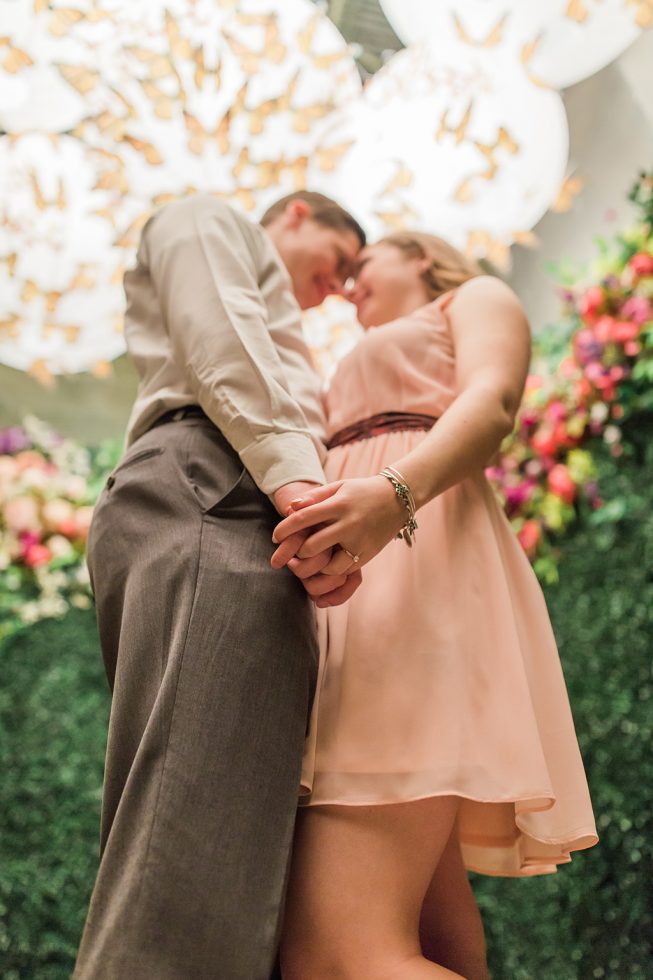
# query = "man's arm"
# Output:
<box><xmin>144</xmin><ymin>197</ymin><xmax>326</xmax><ymax>497</ymax></box>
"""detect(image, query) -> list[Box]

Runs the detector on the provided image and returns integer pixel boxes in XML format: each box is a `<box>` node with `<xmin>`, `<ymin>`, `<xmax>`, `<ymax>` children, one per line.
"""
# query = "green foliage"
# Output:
<box><xmin>474</xmin><ymin>432</ymin><xmax>653</xmax><ymax>980</ymax></box>
<box><xmin>1</xmin><ymin>438</ymin><xmax>651</xmax><ymax>979</ymax></box>
<box><xmin>0</xmin><ymin>610</ymin><xmax>109</xmax><ymax>979</ymax></box>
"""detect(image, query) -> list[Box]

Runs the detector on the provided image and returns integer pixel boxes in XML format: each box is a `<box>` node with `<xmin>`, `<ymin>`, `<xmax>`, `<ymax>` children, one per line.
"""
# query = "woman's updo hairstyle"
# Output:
<box><xmin>380</xmin><ymin>231</ymin><xmax>482</xmax><ymax>301</ymax></box>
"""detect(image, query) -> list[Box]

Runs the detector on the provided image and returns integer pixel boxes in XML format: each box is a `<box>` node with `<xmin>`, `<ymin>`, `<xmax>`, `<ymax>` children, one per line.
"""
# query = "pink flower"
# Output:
<box><xmin>593</xmin><ymin>316</ymin><xmax>615</xmax><ymax>343</ymax></box>
<box><xmin>4</xmin><ymin>495</ymin><xmax>40</xmax><ymax>533</ymax></box>
<box><xmin>73</xmin><ymin>506</ymin><xmax>94</xmax><ymax>541</ymax></box>
<box><xmin>624</xmin><ymin>340</ymin><xmax>641</xmax><ymax>356</ymax></box>
<box><xmin>505</xmin><ymin>481</ymin><xmax>535</xmax><ymax>510</ymax></box>
<box><xmin>620</xmin><ymin>296</ymin><xmax>652</xmax><ymax>325</ymax></box>
<box><xmin>14</xmin><ymin>450</ymin><xmax>48</xmax><ymax>473</ymax></box>
<box><xmin>524</xmin><ymin>374</ymin><xmax>543</xmax><ymax>393</ymax></box>
<box><xmin>42</xmin><ymin>498</ymin><xmax>75</xmax><ymax>534</ymax></box>
<box><xmin>24</xmin><ymin>543</ymin><xmax>53</xmax><ymax>568</ymax></box>
<box><xmin>545</xmin><ymin>400</ymin><xmax>567</xmax><ymax>424</ymax></box>
<box><xmin>547</xmin><ymin>464</ymin><xmax>577</xmax><ymax>504</ymax></box>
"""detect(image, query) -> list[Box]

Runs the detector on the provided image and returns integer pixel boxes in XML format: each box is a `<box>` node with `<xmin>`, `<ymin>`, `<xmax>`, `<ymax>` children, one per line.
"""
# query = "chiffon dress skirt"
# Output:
<box><xmin>299</xmin><ymin>293</ymin><xmax>598</xmax><ymax>876</ymax></box>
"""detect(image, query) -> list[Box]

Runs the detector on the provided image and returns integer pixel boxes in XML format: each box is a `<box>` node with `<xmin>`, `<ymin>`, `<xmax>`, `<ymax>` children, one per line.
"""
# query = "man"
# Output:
<box><xmin>74</xmin><ymin>190</ymin><xmax>365</xmax><ymax>979</ymax></box>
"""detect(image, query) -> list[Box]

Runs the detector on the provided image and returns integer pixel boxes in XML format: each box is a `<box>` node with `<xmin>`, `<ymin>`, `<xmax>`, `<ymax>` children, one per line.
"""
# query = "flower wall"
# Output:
<box><xmin>1</xmin><ymin>170</ymin><xmax>652</xmax><ymax>631</ymax></box>
<box><xmin>487</xmin><ymin>170</ymin><xmax>653</xmax><ymax>581</ymax></box>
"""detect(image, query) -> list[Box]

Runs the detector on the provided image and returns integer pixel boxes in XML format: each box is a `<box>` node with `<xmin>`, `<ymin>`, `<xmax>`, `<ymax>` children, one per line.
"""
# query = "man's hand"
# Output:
<box><xmin>273</xmin><ymin>481</ymin><xmax>337</xmax><ymax>518</ymax></box>
<box><xmin>272</xmin><ymin>481</ymin><xmax>362</xmax><ymax>607</ymax></box>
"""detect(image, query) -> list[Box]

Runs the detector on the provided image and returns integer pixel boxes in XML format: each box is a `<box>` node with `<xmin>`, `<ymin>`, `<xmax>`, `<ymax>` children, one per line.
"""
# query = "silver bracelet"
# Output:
<box><xmin>379</xmin><ymin>465</ymin><xmax>418</xmax><ymax>547</ymax></box>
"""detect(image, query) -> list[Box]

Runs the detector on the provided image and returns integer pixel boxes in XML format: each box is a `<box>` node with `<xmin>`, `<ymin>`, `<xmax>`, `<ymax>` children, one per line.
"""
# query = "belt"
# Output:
<box><xmin>327</xmin><ymin>412</ymin><xmax>438</xmax><ymax>450</ymax></box>
<box><xmin>150</xmin><ymin>405</ymin><xmax>208</xmax><ymax>429</ymax></box>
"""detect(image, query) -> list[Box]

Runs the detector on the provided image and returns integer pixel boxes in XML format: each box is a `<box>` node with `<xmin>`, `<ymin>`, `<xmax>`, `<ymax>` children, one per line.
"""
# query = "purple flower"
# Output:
<box><xmin>0</xmin><ymin>426</ymin><xmax>30</xmax><ymax>454</ymax></box>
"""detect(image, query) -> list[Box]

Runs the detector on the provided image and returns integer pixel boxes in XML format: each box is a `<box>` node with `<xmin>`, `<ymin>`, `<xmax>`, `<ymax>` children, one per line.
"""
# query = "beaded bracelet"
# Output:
<box><xmin>379</xmin><ymin>465</ymin><xmax>418</xmax><ymax>547</ymax></box>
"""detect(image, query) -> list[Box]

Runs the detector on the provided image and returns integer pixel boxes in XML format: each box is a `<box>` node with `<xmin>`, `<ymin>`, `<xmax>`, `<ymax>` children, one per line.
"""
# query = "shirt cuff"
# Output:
<box><xmin>239</xmin><ymin>431</ymin><xmax>327</xmax><ymax>495</ymax></box>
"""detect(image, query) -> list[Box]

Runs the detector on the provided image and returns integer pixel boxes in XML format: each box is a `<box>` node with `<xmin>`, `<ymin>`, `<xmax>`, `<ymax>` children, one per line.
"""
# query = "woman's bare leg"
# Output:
<box><xmin>420</xmin><ymin>825</ymin><xmax>490</xmax><ymax>980</ymax></box>
<box><xmin>280</xmin><ymin>796</ymin><xmax>466</xmax><ymax>980</ymax></box>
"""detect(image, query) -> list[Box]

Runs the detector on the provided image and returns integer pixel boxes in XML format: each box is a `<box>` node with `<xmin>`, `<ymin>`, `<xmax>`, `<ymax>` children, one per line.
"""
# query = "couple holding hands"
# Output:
<box><xmin>74</xmin><ymin>190</ymin><xmax>597</xmax><ymax>980</ymax></box>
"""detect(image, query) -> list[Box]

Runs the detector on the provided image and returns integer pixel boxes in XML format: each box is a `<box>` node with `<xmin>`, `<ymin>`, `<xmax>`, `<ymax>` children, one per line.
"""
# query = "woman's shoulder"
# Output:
<box><xmin>447</xmin><ymin>275</ymin><xmax>523</xmax><ymax>311</ymax></box>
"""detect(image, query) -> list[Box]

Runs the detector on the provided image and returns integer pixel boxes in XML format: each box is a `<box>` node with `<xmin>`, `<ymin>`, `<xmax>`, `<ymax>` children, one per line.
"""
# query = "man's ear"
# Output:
<box><xmin>285</xmin><ymin>199</ymin><xmax>312</xmax><ymax>227</ymax></box>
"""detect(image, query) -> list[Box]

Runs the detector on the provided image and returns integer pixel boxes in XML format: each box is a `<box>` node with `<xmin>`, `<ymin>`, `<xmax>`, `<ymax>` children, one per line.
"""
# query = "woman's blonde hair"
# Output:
<box><xmin>380</xmin><ymin>231</ymin><xmax>482</xmax><ymax>301</ymax></box>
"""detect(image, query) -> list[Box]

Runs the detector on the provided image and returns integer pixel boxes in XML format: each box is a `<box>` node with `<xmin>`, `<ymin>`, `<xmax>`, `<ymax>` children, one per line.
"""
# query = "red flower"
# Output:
<box><xmin>518</xmin><ymin>520</ymin><xmax>541</xmax><ymax>556</ymax></box>
<box><xmin>24</xmin><ymin>543</ymin><xmax>53</xmax><ymax>568</ymax></box>
<box><xmin>547</xmin><ymin>464</ymin><xmax>577</xmax><ymax>504</ymax></box>
<box><xmin>579</xmin><ymin>285</ymin><xmax>605</xmax><ymax>324</ymax></box>
<box><xmin>531</xmin><ymin>426</ymin><xmax>558</xmax><ymax>457</ymax></box>
<box><xmin>611</xmin><ymin>320</ymin><xmax>640</xmax><ymax>343</ymax></box>
<box><xmin>628</xmin><ymin>252</ymin><xmax>653</xmax><ymax>278</ymax></box>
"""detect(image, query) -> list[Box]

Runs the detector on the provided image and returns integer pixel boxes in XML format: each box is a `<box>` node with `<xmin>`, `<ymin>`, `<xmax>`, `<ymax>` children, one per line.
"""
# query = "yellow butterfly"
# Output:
<box><xmin>55</xmin><ymin>63</ymin><xmax>100</xmax><ymax>95</ymax></box>
<box><xmin>551</xmin><ymin>175</ymin><xmax>585</xmax><ymax>213</ymax></box>
<box><xmin>92</xmin><ymin>360</ymin><xmax>113</xmax><ymax>378</ymax></box>
<box><xmin>297</xmin><ymin>13</ymin><xmax>319</xmax><ymax>54</ymax></box>
<box><xmin>114</xmin><ymin>212</ymin><xmax>152</xmax><ymax>249</ymax></box>
<box><xmin>123</xmin><ymin>135</ymin><xmax>163</xmax><ymax>165</ymax></box>
<box><xmin>284</xmin><ymin>154</ymin><xmax>309</xmax><ymax>190</ymax></box>
<box><xmin>249</xmin><ymin>72</ymin><xmax>298</xmax><ymax>135</ymax></box>
<box><xmin>453</xmin><ymin>178</ymin><xmax>476</xmax><ymax>203</ymax></box>
<box><xmin>139</xmin><ymin>79</ymin><xmax>175</xmax><ymax>120</ymax></box>
<box><xmin>0</xmin><ymin>315</ymin><xmax>19</xmax><ymax>338</ymax></box>
<box><xmin>453</xmin><ymin>12</ymin><xmax>507</xmax><ymax>47</ymax></box>
<box><xmin>314</xmin><ymin>141</ymin><xmax>354</xmax><ymax>172</ymax></box>
<box><xmin>126</xmin><ymin>46</ymin><xmax>176</xmax><ymax>81</ymax></box>
<box><xmin>48</xmin><ymin>8</ymin><xmax>84</xmax><ymax>38</ymax></box>
<box><xmin>28</xmin><ymin>173</ymin><xmax>47</xmax><ymax>211</ymax></box>
<box><xmin>374</xmin><ymin>203</ymin><xmax>418</xmax><ymax>230</ymax></box>
<box><xmin>465</xmin><ymin>230</ymin><xmax>511</xmax><ymax>270</ymax></box>
<box><xmin>184</xmin><ymin>110</ymin><xmax>230</xmax><ymax>155</ymax></box>
<box><xmin>1</xmin><ymin>42</ymin><xmax>33</xmax><ymax>74</ymax></box>
<box><xmin>565</xmin><ymin>0</ymin><xmax>589</xmax><ymax>23</ymax></box>
<box><xmin>70</xmin><ymin>266</ymin><xmax>96</xmax><ymax>290</ymax></box>
<box><xmin>380</xmin><ymin>162</ymin><xmax>414</xmax><ymax>196</ymax></box>
<box><xmin>436</xmin><ymin>101</ymin><xmax>473</xmax><ymax>145</ymax></box>
<box><xmin>164</xmin><ymin>11</ymin><xmax>192</xmax><ymax>60</ymax></box>
<box><xmin>21</xmin><ymin>280</ymin><xmax>40</xmax><ymax>303</ymax></box>
<box><xmin>625</xmin><ymin>0</ymin><xmax>653</xmax><ymax>28</ymax></box>
<box><xmin>29</xmin><ymin>360</ymin><xmax>55</xmax><ymax>387</ymax></box>
<box><xmin>292</xmin><ymin>103</ymin><xmax>331</xmax><ymax>135</ymax></box>
<box><xmin>45</xmin><ymin>291</ymin><xmax>62</xmax><ymax>314</ymax></box>
<box><xmin>512</xmin><ymin>230</ymin><xmax>540</xmax><ymax>248</ymax></box>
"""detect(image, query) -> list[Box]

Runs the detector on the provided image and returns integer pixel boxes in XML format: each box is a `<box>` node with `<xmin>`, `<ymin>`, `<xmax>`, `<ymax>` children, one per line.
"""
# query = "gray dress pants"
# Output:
<box><xmin>74</xmin><ymin>414</ymin><xmax>319</xmax><ymax>980</ymax></box>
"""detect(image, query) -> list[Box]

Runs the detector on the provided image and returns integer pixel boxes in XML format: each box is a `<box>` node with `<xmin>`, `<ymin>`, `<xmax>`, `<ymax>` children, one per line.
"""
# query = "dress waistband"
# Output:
<box><xmin>327</xmin><ymin>412</ymin><xmax>438</xmax><ymax>450</ymax></box>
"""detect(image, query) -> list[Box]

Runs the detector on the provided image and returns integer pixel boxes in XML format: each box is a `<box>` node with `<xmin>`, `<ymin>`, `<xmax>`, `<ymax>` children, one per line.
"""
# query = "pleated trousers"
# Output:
<box><xmin>74</xmin><ymin>415</ymin><xmax>318</xmax><ymax>980</ymax></box>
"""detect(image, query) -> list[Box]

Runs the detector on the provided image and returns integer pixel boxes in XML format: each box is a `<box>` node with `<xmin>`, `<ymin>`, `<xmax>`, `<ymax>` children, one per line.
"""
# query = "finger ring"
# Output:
<box><xmin>340</xmin><ymin>546</ymin><xmax>360</xmax><ymax>563</ymax></box>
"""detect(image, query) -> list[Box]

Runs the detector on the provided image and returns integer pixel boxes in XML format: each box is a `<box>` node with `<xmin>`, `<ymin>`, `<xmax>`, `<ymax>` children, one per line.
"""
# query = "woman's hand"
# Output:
<box><xmin>271</xmin><ymin>475</ymin><xmax>407</xmax><ymax>577</ymax></box>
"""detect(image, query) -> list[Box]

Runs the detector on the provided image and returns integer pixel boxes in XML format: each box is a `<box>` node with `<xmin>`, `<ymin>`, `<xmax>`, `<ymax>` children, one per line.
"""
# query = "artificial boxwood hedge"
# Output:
<box><xmin>1</xmin><ymin>434</ymin><xmax>651</xmax><ymax>979</ymax></box>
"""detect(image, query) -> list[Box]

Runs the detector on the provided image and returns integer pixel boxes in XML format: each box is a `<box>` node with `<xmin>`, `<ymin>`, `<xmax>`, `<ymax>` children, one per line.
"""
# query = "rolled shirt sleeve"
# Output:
<box><xmin>142</xmin><ymin>199</ymin><xmax>326</xmax><ymax>495</ymax></box>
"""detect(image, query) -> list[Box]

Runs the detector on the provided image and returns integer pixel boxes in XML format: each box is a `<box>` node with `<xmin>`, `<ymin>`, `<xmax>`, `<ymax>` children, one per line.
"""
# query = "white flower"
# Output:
<box><xmin>603</xmin><ymin>425</ymin><xmax>622</xmax><ymax>445</ymax></box>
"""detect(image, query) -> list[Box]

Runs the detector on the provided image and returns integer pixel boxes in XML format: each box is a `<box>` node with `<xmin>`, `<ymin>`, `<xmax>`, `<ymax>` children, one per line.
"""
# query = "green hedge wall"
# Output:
<box><xmin>1</xmin><ymin>433</ymin><xmax>651</xmax><ymax>979</ymax></box>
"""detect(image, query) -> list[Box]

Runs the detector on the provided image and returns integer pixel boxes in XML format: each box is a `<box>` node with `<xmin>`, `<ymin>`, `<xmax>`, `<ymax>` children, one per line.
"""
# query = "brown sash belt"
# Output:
<box><xmin>327</xmin><ymin>412</ymin><xmax>438</xmax><ymax>450</ymax></box>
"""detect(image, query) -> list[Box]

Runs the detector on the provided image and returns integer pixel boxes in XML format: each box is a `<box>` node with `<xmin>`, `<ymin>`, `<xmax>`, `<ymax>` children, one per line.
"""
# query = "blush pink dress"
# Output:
<box><xmin>299</xmin><ymin>294</ymin><xmax>598</xmax><ymax>877</ymax></box>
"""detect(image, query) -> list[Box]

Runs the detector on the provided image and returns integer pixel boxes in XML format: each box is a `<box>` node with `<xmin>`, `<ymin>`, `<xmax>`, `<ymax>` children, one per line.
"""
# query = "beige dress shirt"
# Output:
<box><xmin>123</xmin><ymin>194</ymin><xmax>327</xmax><ymax>495</ymax></box>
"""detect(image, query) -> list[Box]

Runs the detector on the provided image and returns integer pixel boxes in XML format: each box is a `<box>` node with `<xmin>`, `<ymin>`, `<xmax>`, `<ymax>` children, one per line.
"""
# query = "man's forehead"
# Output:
<box><xmin>335</xmin><ymin>230</ymin><xmax>364</xmax><ymax>263</ymax></box>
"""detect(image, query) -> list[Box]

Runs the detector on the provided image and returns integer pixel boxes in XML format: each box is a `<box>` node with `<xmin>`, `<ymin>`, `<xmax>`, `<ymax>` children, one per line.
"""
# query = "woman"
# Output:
<box><xmin>271</xmin><ymin>233</ymin><xmax>598</xmax><ymax>979</ymax></box>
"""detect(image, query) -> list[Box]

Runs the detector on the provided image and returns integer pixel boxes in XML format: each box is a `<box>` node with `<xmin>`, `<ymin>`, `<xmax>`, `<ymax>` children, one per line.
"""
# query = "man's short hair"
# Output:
<box><xmin>260</xmin><ymin>190</ymin><xmax>366</xmax><ymax>248</ymax></box>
